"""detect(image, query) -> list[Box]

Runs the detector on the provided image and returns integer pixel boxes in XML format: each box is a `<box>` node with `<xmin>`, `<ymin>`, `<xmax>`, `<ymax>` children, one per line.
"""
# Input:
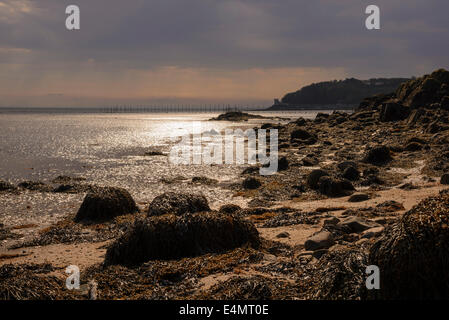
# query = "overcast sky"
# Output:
<box><xmin>1</xmin><ymin>0</ymin><xmax>448</xmax><ymax>107</ymax></box>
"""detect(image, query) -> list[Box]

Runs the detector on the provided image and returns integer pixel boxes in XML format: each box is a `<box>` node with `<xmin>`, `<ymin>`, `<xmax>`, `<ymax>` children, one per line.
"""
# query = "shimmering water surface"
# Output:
<box><xmin>0</xmin><ymin>110</ymin><xmax>330</xmax><ymax>234</ymax></box>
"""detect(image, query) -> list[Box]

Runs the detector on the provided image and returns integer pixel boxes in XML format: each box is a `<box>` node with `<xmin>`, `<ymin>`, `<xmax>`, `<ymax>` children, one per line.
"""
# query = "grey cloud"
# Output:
<box><xmin>1</xmin><ymin>0</ymin><xmax>448</xmax><ymax>79</ymax></box>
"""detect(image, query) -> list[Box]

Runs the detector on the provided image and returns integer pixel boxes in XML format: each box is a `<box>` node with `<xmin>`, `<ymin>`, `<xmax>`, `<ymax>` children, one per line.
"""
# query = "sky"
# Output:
<box><xmin>0</xmin><ymin>0</ymin><xmax>448</xmax><ymax>107</ymax></box>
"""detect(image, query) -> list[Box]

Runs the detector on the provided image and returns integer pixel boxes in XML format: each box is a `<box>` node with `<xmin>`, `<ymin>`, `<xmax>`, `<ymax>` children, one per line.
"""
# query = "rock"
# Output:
<box><xmin>379</xmin><ymin>102</ymin><xmax>410</xmax><ymax>122</ymax></box>
<box><xmin>441</xmin><ymin>96</ymin><xmax>449</xmax><ymax>111</ymax></box>
<box><xmin>363</xmin><ymin>146</ymin><xmax>392</xmax><ymax>165</ymax></box>
<box><xmin>75</xmin><ymin>187</ymin><xmax>138</xmax><ymax>222</ymax></box>
<box><xmin>318</xmin><ymin>176</ymin><xmax>355</xmax><ymax>197</ymax></box>
<box><xmin>144</xmin><ymin>150</ymin><xmax>165</xmax><ymax>156</ymax></box>
<box><xmin>17</xmin><ymin>181</ymin><xmax>52</xmax><ymax>192</ymax></box>
<box><xmin>337</xmin><ymin>216</ymin><xmax>378</xmax><ymax>233</ymax></box>
<box><xmin>342</xmin><ymin>166</ymin><xmax>360</xmax><ymax>181</ymax></box>
<box><xmin>191</xmin><ymin>176</ymin><xmax>218</xmax><ymax>185</ymax></box>
<box><xmin>361</xmin><ymin>226</ymin><xmax>384</xmax><ymax>239</ymax></box>
<box><xmin>51</xmin><ymin>175</ymin><xmax>86</xmax><ymax>184</ymax></box>
<box><xmin>304</xmin><ymin>230</ymin><xmax>335</xmax><ymax>251</ymax></box>
<box><xmin>441</xmin><ymin>174</ymin><xmax>449</xmax><ymax>185</ymax></box>
<box><xmin>291</xmin><ymin>128</ymin><xmax>315</xmax><ymax>141</ymax></box>
<box><xmin>276</xmin><ymin>232</ymin><xmax>290</xmax><ymax>239</ymax></box>
<box><xmin>324</xmin><ymin>217</ymin><xmax>340</xmax><ymax>227</ymax></box>
<box><xmin>148</xmin><ymin>192</ymin><xmax>210</xmax><ymax>216</ymax></box>
<box><xmin>243</xmin><ymin>177</ymin><xmax>262</xmax><ymax>190</ymax></box>
<box><xmin>295</xmin><ymin>118</ymin><xmax>307</xmax><ymax>126</ymax></box>
<box><xmin>277</xmin><ymin>157</ymin><xmax>289</xmax><ymax>171</ymax></box>
<box><xmin>361</xmin><ymin>174</ymin><xmax>384</xmax><ymax>186</ymax></box>
<box><xmin>337</xmin><ymin>161</ymin><xmax>358</xmax><ymax>171</ymax></box>
<box><xmin>312</xmin><ymin>249</ymin><xmax>328</xmax><ymax>259</ymax></box>
<box><xmin>219</xmin><ymin>204</ymin><xmax>241</xmax><ymax>215</ymax></box>
<box><xmin>53</xmin><ymin>184</ymin><xmax>93</xmax><ymax>194</ymax></box>
<box><xmin>104</xmin><ymin>212</ymin><xmax>261</xmax><ymax>266</ymax></box>
<box><xmin>368</xmin><ymin>190</ymin><xmax>449</xmax><ymax>299</ymax></box>
<box><xmin>348</xmin><ymin>193</ymin><xmax>370</xmax><ymax>203</ymax></box>
<box><xmin>210</xmin><ymin>111</ymin><xmax>267</xmax><ymax>121</ymax></box>
<box><xmin>0</xmin><ymin>180</ymin><xmax>16</xmax><ymax>191</ymax></box>
<box><xmin>405</xmin><ymin>142</ymin><xmax>423</xmax><ymax>152</ymax></box>
<box><xmin>306</xmin><ymin>169</ymin><xmax>329</xmax><ymax>189</ymax></box>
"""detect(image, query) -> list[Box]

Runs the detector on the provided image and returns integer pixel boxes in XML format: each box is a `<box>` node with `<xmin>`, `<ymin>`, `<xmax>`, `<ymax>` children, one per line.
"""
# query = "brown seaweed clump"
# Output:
<box><xmin>369</xmin><ymin>189</ymin><xmax>449</xmax><ymax>299</ymax></box>
<box><xmin>300</xmin><ymin>249</ymin><xmax>368</xmax><ymax>300</ymax></box>
<box><xmin>75</xmin><ymin>187</ymin><xmax>138</xmax><ymax>222</ymax></box>
<box><xmin>148</xmin><ymin>192</ymin><xmax>210</xmax><ymax>216</ymax></box>
<box><xmin>104</xmin><ymin>212</ymin><xmax>261</xmax><ymax>266</ymax></box>
<box><xmin>0</xmin><ymin>264</ymin><xmax>76</xmax><ymax>300</ymax></box>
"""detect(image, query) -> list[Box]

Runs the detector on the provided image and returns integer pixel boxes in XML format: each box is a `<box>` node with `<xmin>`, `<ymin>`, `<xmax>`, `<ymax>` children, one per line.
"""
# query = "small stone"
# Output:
<box><xmin>243</xmin><ymin>177</ymin><xmax>262</xmax><ymax>189</ymax></box>
<box><xmin>323</xmin><ymin>217</ymin><xmax>340</xmax><ymax>226</ymax></box>
<box><xmin>361</xmin><ymin>226</ymin><xmax>385</xmax><ymax>239</ymax></box>
<box><xmin>304</xmin><ymin>231</ymin><xmax>335</xmax><ymax>251</ymax></box>
<box><xmin>337</xmin><ymin>216</ymin><xmax>378</xmax><ymax>233</ymax></box>
<box><xmin>348</xmin><ymin>193</ymin><xmax>370</xmax><ymax>203</ymax></box>
<box><xmin>276</xmin><ymin>232</ymin><xmax>290</xmax><ymax>239</ymax></box>
<box><xmin>441</xmin><ymin>174</ymin><xmax>449</xmax><ymax>185</ymax></box>
<box><xmin>312</xmin><ymin>249</ymin><xmax>328</xmax><ymax>259</ymax></box>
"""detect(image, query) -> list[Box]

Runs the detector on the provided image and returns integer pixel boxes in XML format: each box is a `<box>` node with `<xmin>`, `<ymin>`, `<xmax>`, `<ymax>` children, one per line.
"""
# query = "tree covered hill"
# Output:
<box><xmin>268</xmin><ymin>77</ymin><xmax>410</xmax><ymax>110</ymax></box>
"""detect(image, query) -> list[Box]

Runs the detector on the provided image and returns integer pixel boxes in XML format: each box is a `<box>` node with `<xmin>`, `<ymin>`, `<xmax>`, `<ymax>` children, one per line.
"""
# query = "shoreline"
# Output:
<box><xmin>1</xmin><ymin>100</ymin><xmax>449</xmax><ymax>299</ymax></box>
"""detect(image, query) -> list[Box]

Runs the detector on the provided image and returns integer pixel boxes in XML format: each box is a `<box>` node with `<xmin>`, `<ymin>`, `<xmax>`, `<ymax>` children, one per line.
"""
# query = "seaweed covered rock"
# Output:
<box><xmin>0</xmin><ymin>264</ymin><xmax>75</xmax><ymax>300</ymax></box>
<box><xmin>308</xmin><ymin>249</ymin><xmax>368</xmax><ymax>300</ymax></box>
<box><xmin>75</xmin><ymin>187</ymin><xmax>138</xmax><ymax>222</ymax></box>
<box><xmin>148</xmin><ymin>192</ymin><xmax>210</xmax><ymax>216</ymax></box>
<box><xmin>369</xmin><ymin>190</ymin><xmax>449</xmax><ymax>299</ymax></box>
<box><xmin>362</xmin><ymin>146</ymin><xmax>392</xmax><ymax>165</ymax></box>
<box><xmin>104</xmin><ymin>212</ymin><xmax>261</xmax><ymax>266</ymax></box>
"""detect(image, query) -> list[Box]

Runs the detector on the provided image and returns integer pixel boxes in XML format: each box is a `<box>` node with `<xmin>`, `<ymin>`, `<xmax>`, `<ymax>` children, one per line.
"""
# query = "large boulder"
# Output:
<box><xmin>362</xmin><ymin>146</ymin><xmax>392</xmax><ymax>165</ymax></box>
<box><xmin>104</xmin><ymin>212</ymin><xmax>261</xmax><ymax>266</ymax></box>
<box><xmin>148</xmin><ymin>192</ymin><xmax>210</xmax><ymax>216</ymax></box>
<box><xmin>75</xmin><ymin>187</ymin><xmax>138</xmax><ymax>222</ymax></box>
<box><xmin>369</xmin><ymin>190</ymin><xmax>449</xmax><ymax>299</ymax></box>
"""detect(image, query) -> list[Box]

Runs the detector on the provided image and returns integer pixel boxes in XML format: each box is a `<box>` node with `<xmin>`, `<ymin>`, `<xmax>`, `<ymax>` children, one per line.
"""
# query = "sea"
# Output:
<box><xmin>0</xmin><ymin>109</ymin><xmax>336</xmax><ymax>232</ymax></box>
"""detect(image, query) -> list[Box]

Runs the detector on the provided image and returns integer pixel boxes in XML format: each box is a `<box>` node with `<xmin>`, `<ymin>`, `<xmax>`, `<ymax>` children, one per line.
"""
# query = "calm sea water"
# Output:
<box><xmin>0</xmin><ymin>111</ymin><xmax>337</xmax><ymax>207</ymax></box>
<box><xmin>0</xmin><ymin>110</ymin><xmax>337</xmax><ymax>234</ymax></box>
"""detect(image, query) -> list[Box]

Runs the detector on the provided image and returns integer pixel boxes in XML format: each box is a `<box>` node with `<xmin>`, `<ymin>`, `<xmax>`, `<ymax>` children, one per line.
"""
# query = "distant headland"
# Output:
<box><xmin>267</xmin><ymin>77</ymin><xmax>410</xmax><ymax>111</ymax></box>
